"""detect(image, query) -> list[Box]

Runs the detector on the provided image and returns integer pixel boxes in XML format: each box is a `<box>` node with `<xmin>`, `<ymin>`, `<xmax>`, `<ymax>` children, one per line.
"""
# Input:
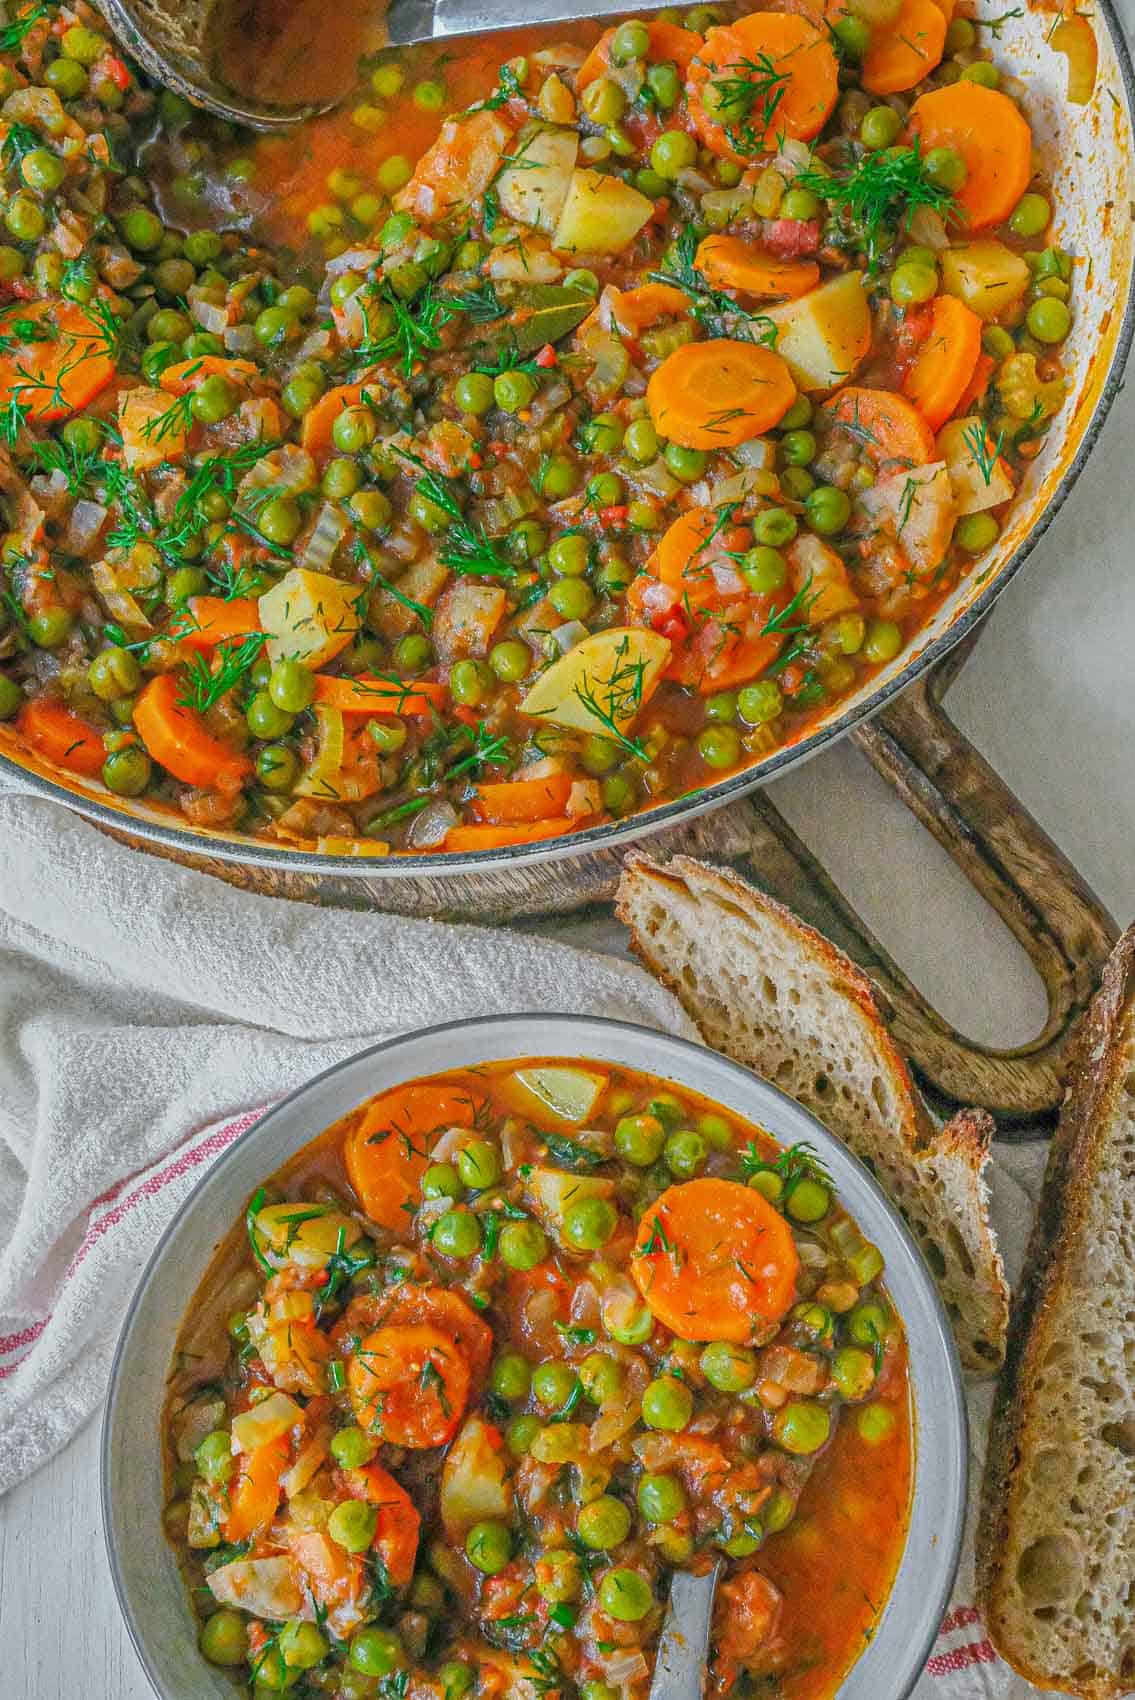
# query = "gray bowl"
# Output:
<box><xmin>102</xmin><ymin>1014</ymin><xmax>967</xmax><ymax>1700</ymax></box>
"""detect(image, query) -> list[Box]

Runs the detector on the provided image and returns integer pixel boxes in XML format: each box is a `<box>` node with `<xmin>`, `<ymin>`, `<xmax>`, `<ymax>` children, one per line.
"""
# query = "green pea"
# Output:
<box><xmin>32</xmin><ymin>251</ymin><xmax>62</xmax><ymax>294</ymax></box>
<box><xmin>805</xmin><ymin>484</ymin><xmax>851</xmax><ymax>536</ymax></box>
<box><xmin>582</xmin><ymin>411</ymin><xmax>623</xmax><ymax>455</ymax></box>
<box><xmin>533</xmin><ymin>1361</ymin><xmax>578</xmax><ymax>1408</ymax></box>
<box><xmin>454</xmin><ymin>370</ymin><xmax>495</xmax><ymax>415</ymax></box>
<box><xmin>466</xmin><ymin>1520</ymin><xmax>512</xmax><ymax>1574</ymax></box>
<box><xmin>945</xmin><ymin>14</ymin><xmax>975</xmax><ymax>48</ymax></box>
<box><xmin>332</xmin><ymin>405</ymin><xmax>378</xmax><ymax>453</ymax></box>
<box><xmin>549</xmin><ymin>577</ymin><xmax>595</xmax><ymax>619</ymax></box>
<box><xmin>195</xmin><ymin>1430</ymin><xmax>234</xmax><ymax>1484</ymax></box>
<box><xmin>5</xmin><ymin>194</ymin><xmax>44</xmax><ymax>241</ymax></box>
<box><xmin>278</xmin><ymin>1620</ymin><xmax>328</xmax><ymax>1671</ymax></box>
<box><xmin>494</xmin><ymin>369</ymin><xmax>538</xmax><ymax>413</ymax></box>
<box><xmin>328</xmin><ymin>1498</ymin><xmax>378</xmax><ymax>1553</ymax></box>
<box><xmin>44</xmin><ymin>57</ymin><xmax>87</xmax><ymax>98</ymax></box>
<box><xmin>507</xmin><ymin>1413</ymin><xmax>541</xmax><ymax>1456</ymax></box>
<box><xmin>651</xmin><ymin>129</ymin><xmax>698</xmax><ymax>180</ymax></box>
<box><xmin>860</xmin><ymin>105</ymin><xmax>901</xmax><ymax>149</ymax></box>
<box><xmin>599</xmin><ymin>1568</ymin><xmax>653</xmax><ymax>1622</ymax></box>
<box><xmin>581</xmin><ymin>1685</ymin><xmax>619</xmax><ymax>1700</ymax></box>
<box><xmin>862</xmin><ymin>617</ymin><xmax>903</xmax><ymax>662</ymax></box>
<box><xmin>781</xmin><ymin>187</ymin><xmax>820</xmax><ymax>220</ymax></box>
<box><xmin>580</xmin><ymin>1351</ymin><xmax>623</xmax><ymax>1403</ymax></box>
<box><xmin>612</xmin><ymin>18</ymin><xmax>651</xmax><ymax>60</ymax></box>
<box><xmin>580</xmin><ymin>734</ymin><xmax>619</xmax><ymax>775</ymax></box>
<box><xmin>637</xmin><ymin>1472</ymin><xmax>686</xmax><ymax>1523</ymax></box>
<box><xmin>833</xmin><ymin>610</ymin><xmax>866</xmax><ymax>654</ymax></box>
<box><xmin>890</xmin><ymin>263</ymin><xmax>938</xmax><ymax>307</ymax></box>
<box><xmin>697</xmin><ymin>724</ymin><xmax>740</xmax><ymax>770</ymax></box>
<box><xmin>738</xmin><ymin>545</ymin><xmax>786</xmax><ymax>595</ymax></box>
<box><xmin>562</xmin><ymin>1195</ymin><xmax>617</xmax><ymax>1251</ymax></box>
<box><xmin>250</xmin><ymin>303</ymin><xmax>295</xmax><ymax>348</ymax></box>
<box><xmin>642</xmin><ymin>1375</ymin><xmax>694</xmax><ymax>1431</ymax></box>
<box><xmin>738</xmin><ymin>680</ymin><xmax>783</xmax><ymax>724</ymax></box>
<box><xmin>0</xmin><ymin>675</ymin><xmax>23</xmax><ymax>720</ymax></box>
<box><xmin>199</xmin><ymin>1609</ymin><xmax>248</xmax><ymax>1666</ymax></box>
<box><xmin>191</xmin><ymin>374</ymin><xmax>239</xmax><ymax>424</ymax></box>
<box><xmin>499</xmin><ymin>1218</ymin><xmax>549</xmax><ymax>1270</ymax></box>
<box><xmin>439</xmin><ymin>1661</ymin><xmax>476</xmax><ymax>1700</ymax></box>
<box><xmin>255</xmin><ymin>745</ymin><xmax>298</xmax><ymax>792</ymax></box>
<box><xmin>540</xmin><ymin>454</ymin><xmax>578</xmax><ymax>498</ymax></box>
<box><xmin>773</xmin><ymin>1398</ymin><xmax>831</xmax><ymax>1455</ymax></box>
<box><xmin>831</xmin><ymin>1345</ymin><xmax>876</xmax><ymax>1401</ymax></box>
<box><xmin>263</xmin><ymin>659</ymin><xmax>312</xmax><ymax>715</ymax></box>
<box><xmin>21</xmin><ymin>147</ymin><xmax>65</xmax><ymax>192</ymax></box>
<box><xmin>257</xmin><ymin>496</ymin><xmax>302</xmax><ymax>547</ymax></box>
<box><xmin>154</xmin><ymin>257</ymin><xmax>196</xmax><ymax>299</ymax></box>
<box><xmin>786</xmin><ymin>1176</ymin><xmax>830</xmax><ymax>1222</ymax></box>
<box><xmin>395</xmin><ymin>633</ymin><xmax>433</xmax><ymax>672</ymax></box>
<box><xmin>832</xmin><ymin>12</ymin><xmax>871</xmax><ymax>55</ymax></box>
<box><xmin>582</xmin><ymin>77</ymin><xmax>626</xmax><ymax>126</ymax></box>
<box><xmin>510</xmin><ymin>518</ymin><xmax>547</xmax><ymax>562</ymax></box>
<box><xmin>663</xmin><ymin>443</ymin><xmax>707</xmax><ymax>484</ymax></box>
<box><xmin>577</xmin><ymin>1494</ymin><xmax>632</xmax><ymax>1550</ymax></box>
<box><xmin>119</xmin><ymin>206</ymin><xmax>164</xmax><ymax>252</ymax></box>
<box><xmin>661</xmin><ymin>1129</ymin><xmax>704</xmax><ymax>1179</ymax></box>
<box><xmin>923</xmin><ymin>146</ymin><xmax>967</xmax><ymax>192</ymax></box>
<box><xmin>349</xmin><ymin>489</ymin><xmax>393</xmax><ymax>533</ymax></box>
<box><xmin>89</xmin><ymin>646</ymin><xmax>141</xmax><ymax>702</ymax></box>
<box><xmin>621</xmin><ymin>418</ymin><xmax>659</xmax><ymax>466</ymax></box>
<box><xmin>323</xmin><ymin>457</ymin><xmax>363</xmax><ymax>500</ymax></box>
<box><xmin>422</xmin><ymin>1163</ymin><xmax>462</xmax><ymax>1203</ymax></box>
<box><xmin>329</xmin><ymin>1422</ymin><xmax>378</xmax><ymax>1470</ymax></box>
<box><xmin>857</xmin><ymin>1401</ymin><xmax>896</xmax><ymax>1444</ymax></box>
<box><xmin>780</xmin><ymin>428</ymin><xmax>816</xmax><ymax>467</ymax></box>
<box><xmin>537</xmin><ymin>1549</ymin><xmax>583</xmax><ymax>1603</ymax></box>
<box><xmin>1008</xmin><ymin>191</ymin><xmax>1050</xmax><ymax>238</ymax></box>
<box><xmin>247</xmin><ymin>691</ymin><xmax>294</xmax><ymax>740</ymax></box>
<box><xmin>1026</xmin><ymin>296</ymin><xmax>1071</xmax><ymax>343</ymax></box>
<box><xmin>704</xmin><ymin>691</ymin><xmax>737</xmax><ymax>723</ymax></box>
<box><xmin>587</xmin><ymin>470</ymin><xmax>623</xmax><ymax>509</ymax></box>
<box><xmin>615</xmin><ymin>1112</ymin><xmax>665</xmax><ymax>1166</ymax></box>
<box><xmin>412</xmin><ymin>77</ymin><xmax>446</xmax><ymax>110</ymax></box>
<box><xmin>366</xmin><ymin>719</ymin><xmax>408</xmax><ymax>755</ymax></box>
<box><xmin>700</xmin><ymin>1340</ymin><xmax>757</xmax><ymax>1392</ymax></box>
<box><xmin>183</xmin><ymin>329</ymin><xmax>224</xmax><ymax>359</ymax></box>
<box><xmin>0</xmin><ymin>246</ymin><xmax>24</xmax><ymax>280</ymax></box>
<box><xmin>646</xmin><ymin>60</ymin><xmax>681</xmax><ymax>108</ymax></box>
<box><xmin>349</xmin><ymin>1626</ymin><xmax>404</xmax><ymax>1676</ymax></box>
<box><xmin>490</xmin><ymin>1352</ymin><xmax>532</xmax><ymax>1402</ymax></box>
<box><xmin>602</xmin><ymin>772</ymin><xmax>637</xmax><ymax>816</ymax></box>
<box><xmin>753</xmin><ymin>507</ymin><xmax>798</xmax><ymax>547</ymax></box>
<box><xmin>455</xmin><ymin>1138</ymin><xmax>501</xmax><ymax>1190</ymax></box>
<box><xmin>489</xmin><ymin>639</ymin><xmax>530</xmax><ymax>683</ymax></box>
<box><xmin>433</xmin><ymin>1208</ymin><xmax>482</xmax><ymax>1258</ymax></box>
<box><xmin>28</xmin><ymin>609</ymin><xmax>72</xmax><ymax>649</ymax></box>
<box><xmin>184</xmin><ymin>229</ymin><xmax>223</xmax><ymax>266</ymax></box>
<box><xmin>961</xmin><ymin>59</ymin><xmax>1000</xmax><ymax>86</ymax></box>
<box><xmin>849</xmin><ymin>1298</ymin><xmax>889</xmax><ymax>1346</ymax></box>
<box><xmin>450</xmin><ymin>658</ymin><xmax>494</xmax><ymax>707</ymax></box>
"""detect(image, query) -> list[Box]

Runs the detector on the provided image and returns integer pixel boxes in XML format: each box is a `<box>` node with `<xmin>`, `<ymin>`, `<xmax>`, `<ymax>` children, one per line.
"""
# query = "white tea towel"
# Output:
<box><xmin>0</xmin><ymin>788</ymin><xmax>1055</xmax><ymax>1700</ymax></box>
<box><xmin>0</xmin><ymin>791</ymin><xmax>696</xmax><ymax>1493</ymax></box>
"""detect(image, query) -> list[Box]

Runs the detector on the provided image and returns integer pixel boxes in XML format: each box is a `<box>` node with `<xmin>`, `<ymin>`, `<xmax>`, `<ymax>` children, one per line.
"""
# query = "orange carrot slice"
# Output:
<box><xmin>647</xmin><ymin>339</ymin><xmax>797</xmax><ymax>449</ymax></box>
<box><xmin>17</xmin><ymin>697</ymin><xmax>105</xmax><ymax>777</ymax></box>
<box><xmin>607</xmin><ymin>283</ymin><xmax>691</xmax><ymax>339</ymax></box>
<box><xmin>822</xmin><ymin>384</ymin><xmax>937</xmax><ymax>468</ymax></box>
<box><xmin>861</xmin><ymin>0</ymin><xmax>946</xmax><ymax>94</ymax></box>
<box><xmin>695</xmin><ymin>234</ymin><xmax>820</xmax><ymax>300</ymax></box>
<box><xmin>633</xmin><ymin>1178</ymin><xmax>800</xmax><ymax>1341</ymax></box>
<box><xmin>472</xmin><ymin>772</ymin><xmax>572</xmax><ymax>824</ymax></box>
<box><xmin>442</xmin><ymin>818</ymin><xmax>575</xmax><ymax>852</ymax></box>
<box><xmin>133</xmin><ymin>673</ymin><xmax>252</xmax><ymax>793</ymax></box>
<box><xmin>687</xmin><ymin>13</ymin><xmax>838</xmax><ymax>161</ymax></box>
<box><xmin>906</xmin><ymin>83</ymin><xmax>1033</xmax><ymax>231</ymax></box>
<box><xmin>177</xmin><ymin>596</ymin><xmax>262</xmax><ymax>651</ymax></box>
<box><xmin>224</xmin><ymin>1435</ymin><xmax>289</xmax><ymax>1542</ymax></box>
<box><xmin>954</xmin><ymin>349</ymin><xmax>994</xmax><ymax>415</ymax></box>
<box><xmin>348</xmin><ymin>1324</ymin><xmax>470</xmax><ymax>1447</ymax></box>
<box><xmin>374</xmin><ymin>1284</ymin><xmax>494</xmax><ymax>1386</ymax></box>
<box><xmin>158</xmin><ymin>356</ymin><xmax>258</xmax><ymax>396</ymax></box>
<box><xmin>344</xmin><ymin>1080</ymin><xmax>490</xmax><ymax>1230</ymax></box>
<box><xmin>347</xmin><ymin>1462</ymin><xmax>421</xmax><ymax>1584</ymax></box>
<box><xmin>312</xmin><ymin>673</ymin><xmax>445</xmax><ymax>718</ymax></box>
<box><xmin>0</xmin><ymin>299</ymin><xmax>116</xmax><ymax>422</ymax></box>
<box><xmin>902</xmin><ymin>294</ymin><xmax>983</xmax><ymax>429</ymax></box>
<box><xmin>578</xmin><ymin>19</ymin><xmax>703</xmax><ymax>89</ymax></box>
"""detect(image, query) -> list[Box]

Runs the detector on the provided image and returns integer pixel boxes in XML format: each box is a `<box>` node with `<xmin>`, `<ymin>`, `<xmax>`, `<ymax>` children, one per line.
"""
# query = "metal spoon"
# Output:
<box><xmin>648</xmin><ymin>1560</ymin><xmax>723</xmax><ymax>1700</ymax></box>
<box><xmin>386</xmin><ymin>0</ymin><xmax>675</xmax><ymax>47</ymax></box>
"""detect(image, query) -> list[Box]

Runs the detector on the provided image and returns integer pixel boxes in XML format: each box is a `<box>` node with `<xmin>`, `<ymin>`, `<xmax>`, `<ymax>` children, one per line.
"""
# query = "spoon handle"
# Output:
<box><xmin>386</xmin><ymin>0</ymin><xmax>675</xmax><ymax>45</ymax></box>
<box><xmin>647</xmin><ymin>1560</ymin><xmax>723</xmax><ymax>1700</ymax></box>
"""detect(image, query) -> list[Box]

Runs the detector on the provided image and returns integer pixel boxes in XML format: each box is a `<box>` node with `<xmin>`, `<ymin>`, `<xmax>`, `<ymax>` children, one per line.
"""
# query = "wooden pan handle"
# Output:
<box><xmin>733</xmin><ymin>632</ymin><xmax>1117</xmax><ymax>1121</ymax></box>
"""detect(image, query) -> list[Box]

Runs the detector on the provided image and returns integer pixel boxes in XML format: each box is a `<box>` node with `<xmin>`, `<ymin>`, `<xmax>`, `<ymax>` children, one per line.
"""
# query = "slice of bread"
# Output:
<box><xmin>615</xmin><ymin>852</ymin><xmax>1009</xmax><ymax>1375</ymax></box>
<box><xmin>978</xmin><ymin>925</ymin><xmax>1135</xmax><ymax>1696</ymax></box>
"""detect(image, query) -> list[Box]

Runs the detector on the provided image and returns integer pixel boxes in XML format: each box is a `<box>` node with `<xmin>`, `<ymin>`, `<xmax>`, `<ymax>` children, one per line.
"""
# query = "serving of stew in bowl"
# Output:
<box><xmin>102</xmin><ymin>1015</ymin><xmax>965</xmax><ymax>1700</ymax></box>
<box><xmin>0</xmin><ymin>0</ymin><xmax>1130</xmax><ymax>867</ymax></box>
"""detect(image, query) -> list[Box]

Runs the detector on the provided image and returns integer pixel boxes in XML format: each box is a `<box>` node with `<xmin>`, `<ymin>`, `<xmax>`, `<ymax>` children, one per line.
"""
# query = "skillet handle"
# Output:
<box><xmin>739</xmin><ymin>632</ymin><xmax>1117</xmax><ymax>1122</ymax></box>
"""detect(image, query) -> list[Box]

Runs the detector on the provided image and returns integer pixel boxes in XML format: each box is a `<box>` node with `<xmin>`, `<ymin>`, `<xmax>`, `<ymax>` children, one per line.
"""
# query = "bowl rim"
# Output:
<box><xmin>101</xmin><ymin>1012</ymin><xmax>968</xmax><ymax>1700</ymax></box>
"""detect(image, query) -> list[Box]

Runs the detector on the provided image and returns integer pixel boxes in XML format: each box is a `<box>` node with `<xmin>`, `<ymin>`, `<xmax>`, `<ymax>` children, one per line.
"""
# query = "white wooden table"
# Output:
<box><xmin>4</xmin><ymin>73</ymin><xmax>1135</xmax><ymax>1700</ymax></box>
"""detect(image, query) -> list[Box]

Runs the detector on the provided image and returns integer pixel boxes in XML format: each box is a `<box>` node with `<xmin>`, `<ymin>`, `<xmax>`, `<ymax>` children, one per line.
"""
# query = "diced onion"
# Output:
<box><xmin>549</xmin><ymin>619</ymin><xmax>588</xmax><ymax>654</ymax></box>
<box><xmin>907</xmin><ymin>205</ymin><xmax>950</xmax><ymax>252</ymax></box>
<box><xmin>431</xmin><ymin>1124</ymin><xmax>471</xmax><ymax>1161</ymax></box>
<box><xmin>408</xmin><ymin>798</ymin><xmax>459</xmax><ymax>848</ymax></box>
<box><xmin>64</xmin><ymin>499</ymin><xmax>107</xmax><ymax>555</ymax></box>
<box><xmin>532</xmin><ymin>43</ymin><xmax>586</xmax><ymax>67</ymax></box>
<box><xmin>323</xmin><ymin>246</ymin><xmax>382</xmax><ymax>280</ymax></box>
<box><xmin>223</xmin><ymin>324</ymin><xmax>258</xmax><ymax>354</ymax></box>
<box><xmin>189</xmin><ymin>295</ymin><xmax>230</xmax><ymax>334</ymax></box>
<box><xmin>711</xmin><ymin>562</ymin><xmax>745</xmax><ymax>595</ymax></box>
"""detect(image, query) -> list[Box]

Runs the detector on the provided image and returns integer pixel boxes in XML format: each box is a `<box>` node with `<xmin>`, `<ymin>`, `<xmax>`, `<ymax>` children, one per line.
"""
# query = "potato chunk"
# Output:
<box><xmin>520</xmin><ymin>626</ymin><xmax>670</xmax><ymax>736</ymax></box>
<box><xmin>552</xmin><ymin>169</ymin><xmax>654</xmax><ymax>255</ymax></box>
<box><xmin>764</xmin><ymin>272</ymin><xmax>871</xmax><ymax>393</ymax></box>
<box><xmin>498</xmin><ymin>127</ymin><xmax>579</xmax><ymax>232</ymax></box>
<box><xmin>258</xmin><ymin>567</ymin><xmax>361</xmax><ymax>668</ymax></box>
<box><xmin>940</xmin><ymin>240</ymin><xmax>1030</xmax><ymax>321</ymax></box>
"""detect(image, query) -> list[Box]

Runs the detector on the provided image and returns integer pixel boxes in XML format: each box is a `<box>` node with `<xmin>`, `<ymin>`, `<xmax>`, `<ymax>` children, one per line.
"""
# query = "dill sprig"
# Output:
<box><xmin>794</xmin><ymin>142</ymin><xmax>962</xmax><ymax>273</ymax></box>
<box><xmin>446</xmin><ymin>279</ymin><xmax>507</xmax><ymax>322</ymax></box>
<box><xmin>0</xmin><ymin>122</ymin><xmax>40</xmax><ymax>166</ymax></box>
<box><xmin>351</xmin><ymin>281</ymin><xmax>449</xmax><ymax>379</ymax></box>
<box><xmin>0</xmin><ymin>2</ymin><xmax>48</xmax><ymax>55</ymax></box>
<box><xmin>961</xmin><ymin>418</ymin><xmax>1004</xmax><ymax>485</ymax></box>
<box><xmin>28</xmin><ymin>427</ymin><xmax>102</xmax><ymax>495</ymax></box>
<box><xmin>706</xmin><ymin>50</ymin><xmax>791</xmax><ymax>157</ymax></box>
<box><xmin>178</xmin><ymin>632</ymin><xmax>264</xmax><ymax>714</ymax></box>
<box><xmin>649</xmin><ymin>225</ymin><xmax>779</xmax><ymax>347</ymax></box>
<box><xmin>140</xmin><ymin>389</ymin><xmax>195</xmax><ymax>445</ymax></box>
<box><xmin>447</xmin><ymin>720</ymin><xmax>512</xmax><ymax>781</ymax></box>
<box><xmin>472</xmin><ymin>60</ymin><xmax>525</xmax><ymax>112</ymax></box>
<box><xmin>571</xmin><ymin>633</ymin><xmax>650</xmax><ymax>762</ymax></box>
<box><xmin>354</xmin><ymin>539</ymin><xmax>433</xmax><ymax>628</ymax></box>
<box><xmin>397</xmin><ymin>450</ymin><xmax>517</xmax><ymax>579</ymax></box>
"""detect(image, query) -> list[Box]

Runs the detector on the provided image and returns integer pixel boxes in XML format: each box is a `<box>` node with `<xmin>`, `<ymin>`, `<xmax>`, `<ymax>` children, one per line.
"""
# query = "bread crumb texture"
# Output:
<box><xmin>616</xmin><ymin>853</ymin><xmax>1008</xmax><ymax>1375</ymax></box>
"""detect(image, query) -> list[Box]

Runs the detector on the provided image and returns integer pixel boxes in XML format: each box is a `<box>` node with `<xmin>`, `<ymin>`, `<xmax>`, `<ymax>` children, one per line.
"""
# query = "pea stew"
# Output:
<box><xmin>0</xmin><ymin>0</ymin><xmax>1082</xmax><ymax>853</ymax></box>
<box><xmin>163</xmin><ymin>1058</ymin><xmax>911</xmax><ymax>1699</ymax></box>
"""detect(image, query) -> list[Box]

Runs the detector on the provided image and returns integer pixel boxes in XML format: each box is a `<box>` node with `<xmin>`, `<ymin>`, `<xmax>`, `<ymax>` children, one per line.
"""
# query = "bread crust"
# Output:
<box><xmin>977</xmin><ymin>925</ymin><xmax>1135</xmax><ymax>1697</ymax></box>
<box><xmin>616</xmin><ymin>851</ymin><xmax>1008</xmax><ymax>1374</ymax></box>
